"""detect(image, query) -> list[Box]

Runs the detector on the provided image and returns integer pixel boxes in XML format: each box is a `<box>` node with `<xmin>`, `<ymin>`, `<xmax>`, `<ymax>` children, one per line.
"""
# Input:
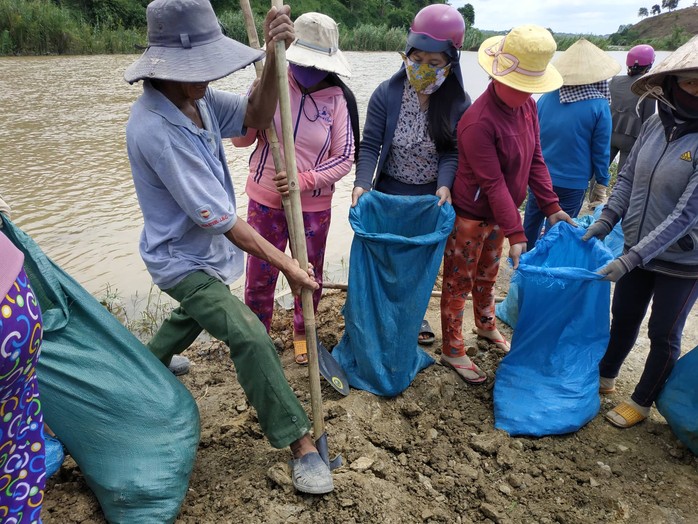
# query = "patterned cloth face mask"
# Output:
<box><xmin>401</xmin><ymin>52</ymin><xmax>451</xmax><ymax>95</ymax></box>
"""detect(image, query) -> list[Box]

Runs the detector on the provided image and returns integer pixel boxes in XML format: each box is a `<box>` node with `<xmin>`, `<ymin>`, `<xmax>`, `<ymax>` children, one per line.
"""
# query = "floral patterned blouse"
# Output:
<box><xmin>383</xmin><ymin>79</ymin><xmax>439</xmax><ymax>185</ymax></box>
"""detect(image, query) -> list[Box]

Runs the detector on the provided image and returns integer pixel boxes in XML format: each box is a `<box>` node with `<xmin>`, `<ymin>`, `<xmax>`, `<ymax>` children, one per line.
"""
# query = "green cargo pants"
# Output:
<box><xmin>148</xmin><ymin>271</ymin><xmax>310</xmax><ymax>448</ymax></box>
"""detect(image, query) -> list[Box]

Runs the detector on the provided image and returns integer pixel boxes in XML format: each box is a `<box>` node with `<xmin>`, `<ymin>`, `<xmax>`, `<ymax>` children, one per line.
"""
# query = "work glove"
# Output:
<box><xmin>581</xmin><ymin>218</ymin><xmax>613</xmax><ymax>242</ymax></box>
<box><xmin>589</xmin><ymin>183</ymin><xmax>608</xmax><ymax>209</ymax></box>
<box><xmin>598</xmin><ymin>254</ymin><xmax>637</xmax><ymax>282</ymax></box>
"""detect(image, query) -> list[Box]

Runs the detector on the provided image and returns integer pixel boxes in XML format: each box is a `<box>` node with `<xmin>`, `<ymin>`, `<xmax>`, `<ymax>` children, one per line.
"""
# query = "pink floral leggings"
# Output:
<box><xmin>245</xmin><ymin>199</ymin><xmax>331</xmax><ymax>335</ymax></box>
<box><xmin>440</xmin><ymin>216</ymin><xmax>504</xmax><ymax>358</ymax></box>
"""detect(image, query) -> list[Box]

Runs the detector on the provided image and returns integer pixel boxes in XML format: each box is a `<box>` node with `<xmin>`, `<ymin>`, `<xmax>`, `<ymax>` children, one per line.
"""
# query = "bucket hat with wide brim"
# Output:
<box><xmin>285</xmin><ymin>12</ymin><xmax>351</xmax><ymax>77</ymax></box>
<box><xmin>477</xmin><ymin>25</ymin><xmax>563</xmax><ymax>94</ymax></box>
<box><xmin>124</xmin><ymin>0</ymin><xmax>263</xmax><ymax>84</ymax></box>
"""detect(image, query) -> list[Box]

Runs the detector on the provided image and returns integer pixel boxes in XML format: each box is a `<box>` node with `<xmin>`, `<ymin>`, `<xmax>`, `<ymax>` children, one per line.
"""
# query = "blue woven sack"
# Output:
<box><xmin>496</xmin><ymin>206</ymin><xmax>624</xmax><ymax>329</ymax></box>
<box><xmin>657</xmin><ymin>345</ymin><xmax>698</xmax><ymax>455</ymax></box>
<box><xmin>333</xmin><ymin>192</ymin><xmax>454</xmax><ymax>397</ymax></box>
<box><xmin>494</xmin><ymin>223</ymin><xmax>613</xmax><ymax>436</ymax></box>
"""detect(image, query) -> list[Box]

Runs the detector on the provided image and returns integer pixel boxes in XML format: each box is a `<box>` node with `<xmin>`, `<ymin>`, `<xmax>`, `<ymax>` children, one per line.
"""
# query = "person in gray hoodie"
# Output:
<box><xmin>583</xmin><ymin>36</ymin><xmax>698</xmax><ymax>429</ymax></box>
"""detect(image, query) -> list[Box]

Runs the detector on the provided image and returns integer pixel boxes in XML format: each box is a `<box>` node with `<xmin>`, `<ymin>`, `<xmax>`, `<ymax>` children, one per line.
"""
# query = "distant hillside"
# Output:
<box><xmin>632</xmin><ymin>6</ymin><xmax>698</xmax><ymax>38</ymax></box>
<box><xmin>610</xmin><ymin>6</ymin><xmax>698</xmax><ymax>49</ymax></box>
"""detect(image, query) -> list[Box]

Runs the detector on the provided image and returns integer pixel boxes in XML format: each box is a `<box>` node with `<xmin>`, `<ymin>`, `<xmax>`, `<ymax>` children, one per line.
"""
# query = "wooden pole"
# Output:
<box><xmin>322</xmin><ymin>282</ymin><xmax>507</xmax><ymax>302</ymax></box>
<box><xmin>269</xmin><ymin>0</ymin><xmax>325</xmax><ymax>441</ymax></box>
<box><xmin>238</xmin><ymin>0</ymin><xmax>298</xmax><ymax>250</ymax></box>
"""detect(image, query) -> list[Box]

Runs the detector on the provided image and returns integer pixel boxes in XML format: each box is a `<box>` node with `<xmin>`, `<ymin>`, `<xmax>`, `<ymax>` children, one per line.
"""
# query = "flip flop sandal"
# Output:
<box><xmin>471</xmin><ymin>327</ymin><xmax>510</xmax><ymax>352</ymax></box>
<box><xmin>439</xmin><ymin>356</ymin><xmax>487</xmax><ymax>384</ymax></box>
<box><xmin>294</xmin><ymin>339</ymin><xmax>308</xmax><ymax>366</ymax></box>
<box><xmin>598</xmin><ymin>385</ymin><xmax>616</xmax><ymax>394</ymax></box>
<box><xmin>605</xmin><ymin>402</ymin><xmax>647</xmax><ymax>429</ymax></box>
<box><xmin>418</xmin><ymin>319</ymin><xmax>436</xmax><ymax>345</ymax></box>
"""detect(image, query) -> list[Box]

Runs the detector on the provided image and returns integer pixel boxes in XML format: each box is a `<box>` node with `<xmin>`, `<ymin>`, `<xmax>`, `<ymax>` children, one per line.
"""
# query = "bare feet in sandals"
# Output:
<box><xmin>293</xmin><ymin>336</ymin><xmax>308</xmax><ymax>366</ymax></box>
<box><xmin>605</xmin><ymin>400</ymin><xmax>649</xmax><ymax>428</ymax></box>
<box><xmin>418</xmin><ymin>319</ymin><xmax>435</xmax><ymax>345</ymax></box>
<box><xmin>472</xmin><ymin>327</ymin><xmax>510</xmax><ymax>352</ymax></box>
<box><xmin>440</xmin><ymin>354</ymin><xmax>486</xmax><ymax>384</ymax></box>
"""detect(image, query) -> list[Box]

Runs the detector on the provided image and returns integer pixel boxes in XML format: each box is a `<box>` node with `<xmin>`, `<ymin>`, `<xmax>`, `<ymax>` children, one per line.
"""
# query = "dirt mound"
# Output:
<box><xmin>42</xmin><ymin>278</ymin><xmax>698</xmax><ymax>523</ymax></box>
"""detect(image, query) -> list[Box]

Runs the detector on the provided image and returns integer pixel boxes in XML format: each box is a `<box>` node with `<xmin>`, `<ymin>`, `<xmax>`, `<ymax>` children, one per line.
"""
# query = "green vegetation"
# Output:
<box><xmin>0</xmin><ymin>0</ymin><xmax>143</xmax><ymax>54</ymax></box>
<box><xmin>0</xmin><ymin>0</ymin><xmax>694</xmax><ymax>56</ymax></box>
<box><xmin>609</xmin><ymin>20</ymin><xmax>691</xmax><ymax>49</ymax></box>
<box><xmin>101</xmin><ymin>283</ymin><xmax>173</xmax><ymax>342</ymax></box>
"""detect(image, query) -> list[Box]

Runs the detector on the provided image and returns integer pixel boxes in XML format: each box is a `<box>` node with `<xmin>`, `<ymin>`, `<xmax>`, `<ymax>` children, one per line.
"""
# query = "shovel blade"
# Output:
<box><xmin>317</xmin><ymin>339</ymin><xmax>350</xmax><ymax>396</ymax></box>
<box><xmin>315</xmin><ymin>432</ymin><xmax>342</xmax><ymax>470</ymax></box>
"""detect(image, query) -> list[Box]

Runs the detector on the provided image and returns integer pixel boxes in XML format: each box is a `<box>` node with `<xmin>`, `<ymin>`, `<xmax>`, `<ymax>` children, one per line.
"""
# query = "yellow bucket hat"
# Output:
<box><xmin>477</xmin><ymin>25</ymin><xmax>563</xmax><ymax>94</ymax></box>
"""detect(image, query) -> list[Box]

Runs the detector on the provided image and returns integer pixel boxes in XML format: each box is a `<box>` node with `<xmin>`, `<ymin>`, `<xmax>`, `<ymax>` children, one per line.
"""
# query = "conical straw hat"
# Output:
<box><xmin>552</xmin><ymin>38</ymin><xmax>621</xmax><ymax>86</ymax></box>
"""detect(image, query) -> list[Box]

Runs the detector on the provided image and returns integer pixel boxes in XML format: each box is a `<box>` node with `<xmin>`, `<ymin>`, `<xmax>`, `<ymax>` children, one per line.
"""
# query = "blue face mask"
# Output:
<box><xmin>290</xmin><ymin>64</ymin><xmax>328</xmax><ymax>89</ymax></box>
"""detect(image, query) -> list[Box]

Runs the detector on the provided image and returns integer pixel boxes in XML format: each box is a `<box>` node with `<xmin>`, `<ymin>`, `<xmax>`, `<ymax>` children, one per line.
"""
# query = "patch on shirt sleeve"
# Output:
<box><xmin>680</xmin><ymin>151</ymin><xmax>693</xmax><ymax>162</ymax></box>
<box><xmin>195</xmin><ymin>205</ymin><xmax>229</xmax><ymax>228</ymax></box>
<box><xmin>197</xmin><ymin>205</ymin><xmax>213</xmax><ymax>220</ymax></box>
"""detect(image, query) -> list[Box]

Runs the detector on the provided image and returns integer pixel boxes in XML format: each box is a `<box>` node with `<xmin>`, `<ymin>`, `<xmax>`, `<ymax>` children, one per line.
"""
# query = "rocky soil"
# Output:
<box><xmin>42</xmin><ymin>259</ymin><xmax>698</xmax><ymax>524</ymax></box>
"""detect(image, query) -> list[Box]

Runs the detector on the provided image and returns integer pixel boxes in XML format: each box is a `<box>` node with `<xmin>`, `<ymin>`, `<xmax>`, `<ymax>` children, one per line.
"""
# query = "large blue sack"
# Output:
<box><xmin>496</xmin><ymin>206</ymin><xmax>624</xmax><ymax>329</ymax></box>
<box><xmin>657</xmin><ymin>345</ymin><xmax>698</xmax><ymax>455</ymax></box>
<box><xmin>332</xmin><ymin>192</ymin><xmax>454</xmax><ymax>397</ymax></box>
<box><xmin>494</xmin><ymin>223</ymin><xmax>613</xmax><ymax>436</ymax></box>
<box><xmin>2</xmin><ymin>217</ymin><xmax>200</xmax><ymax>523</ymax></box>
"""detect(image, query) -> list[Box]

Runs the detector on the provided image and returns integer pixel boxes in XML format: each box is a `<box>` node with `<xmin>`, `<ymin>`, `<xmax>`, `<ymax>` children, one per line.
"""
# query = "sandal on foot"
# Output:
<box><xmin>439</xmin><ymin>355</ymin><xmax>487</xmax><ymax>384</ymax></box>
<box><xmin>605</xmin><ymin>402</ymin><xmax>647</xmax><ymax>429</ymax></box>
<box><xmin>289</xmin><ymin>452</ymin><xmax>334</xmax><ymax>494</ymax></box>
<box><xmin>472</xmin><ymin>327</ymin><xmax>510</xmax><ymax>352</ymax></box>
<box><xmin>294</xmin><ymin>339</ymin><xmax>308</xmax><ymax>366</ymax></box>
<box><xmin>418</xmin><ymin>319</ymin><xmax>435</xmax><ymax>345</ymax></box>
<box><xmin>167</xmin><ymin>354</ymin><xmax>191</xmax><ymax>376</ymax></box>
<box><xmin>599</xmin><ymin>376</ymin><xmax>616</xmax><ymax>394</ymax></box>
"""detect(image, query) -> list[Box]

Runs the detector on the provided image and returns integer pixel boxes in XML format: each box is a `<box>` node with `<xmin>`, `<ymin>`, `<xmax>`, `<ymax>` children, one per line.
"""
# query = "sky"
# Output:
<box><xmin>449</xmin><ymin>0</ymin><xmax>668</xmax><ymax>35</ymax></box>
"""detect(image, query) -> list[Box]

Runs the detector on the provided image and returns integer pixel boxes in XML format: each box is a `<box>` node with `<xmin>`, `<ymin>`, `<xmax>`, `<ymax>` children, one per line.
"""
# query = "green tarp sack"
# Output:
<box><xmin>1</xmin><ymin>217</ymin><xmax>199</xmax><ymax>523</ymax></box>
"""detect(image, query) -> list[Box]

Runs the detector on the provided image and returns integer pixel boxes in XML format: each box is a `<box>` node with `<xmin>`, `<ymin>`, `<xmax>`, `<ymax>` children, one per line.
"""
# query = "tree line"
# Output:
<box><xmin>0</xmin><ymin>0</ymin><xmax>692</xmax><ymax>55</ymax></box>
<box><xmin>638</xmin><ymin>0</ymin><xmax>680</xmax><ymax>17</ymax></box>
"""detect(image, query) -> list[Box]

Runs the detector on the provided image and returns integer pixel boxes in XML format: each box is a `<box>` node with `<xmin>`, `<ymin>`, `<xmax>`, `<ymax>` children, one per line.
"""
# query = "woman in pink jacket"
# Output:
<box><xmin>233</xmin><ymin>13</ymin><xmax>359</xmax><ymax>365</ymax></box>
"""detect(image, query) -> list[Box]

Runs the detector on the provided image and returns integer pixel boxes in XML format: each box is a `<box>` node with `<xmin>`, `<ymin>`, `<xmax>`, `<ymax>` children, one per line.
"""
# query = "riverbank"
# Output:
<box><xmin>3</xmin><ymin>0</ymin><xmax>676</xmax><ymax>56</ymax></box>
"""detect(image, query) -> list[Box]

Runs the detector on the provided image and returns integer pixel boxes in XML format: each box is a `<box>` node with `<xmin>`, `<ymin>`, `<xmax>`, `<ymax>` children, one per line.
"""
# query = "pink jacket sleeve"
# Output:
<box><xmin>297</xmin><ymin>96</ymin><xmax>355</xmax><ymax>191</ymax></box>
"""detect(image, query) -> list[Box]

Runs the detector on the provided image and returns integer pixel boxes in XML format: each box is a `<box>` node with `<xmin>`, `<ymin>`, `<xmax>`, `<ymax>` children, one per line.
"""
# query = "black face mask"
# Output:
<box><xmin>666</xmin><ymin>76</ymin><xmax>698</xmax><ymax>121</ymax></box>
<box><xmin>658</xmin><ymin>76</ymin><xmax>698</xmax><ymax>140</ymax></box>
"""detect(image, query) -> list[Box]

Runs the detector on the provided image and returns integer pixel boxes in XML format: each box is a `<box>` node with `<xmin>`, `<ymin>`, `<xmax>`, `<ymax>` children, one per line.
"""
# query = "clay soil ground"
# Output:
<box><xmin>43</xmin><ymin>256</ymin><xmax>698</xmax><ymax>524</ymax></box>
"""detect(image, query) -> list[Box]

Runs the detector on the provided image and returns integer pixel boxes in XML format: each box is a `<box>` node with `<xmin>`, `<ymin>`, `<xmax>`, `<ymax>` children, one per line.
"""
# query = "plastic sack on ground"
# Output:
<box><xmin>657</xmin><ymin>345</ymin><xmax>698</xmax><ymax>455</ymax></box>
<box><xmin>1</xmin><ymin>217</ymin><xmax>199</xmax><ymax>524</ymax></box>
<box><xmin>332</xmin><ymin>192</ymin><xmax>455</xmax><ymax>397</ymax></box>
<box><xmin>494</xmin><ymin>222</ymin><xmax>613</xmax><ymax>436</ymax></box>
<box><xmin>496</xmin><ymin>206</ymin><xmax>624</xmax><ymax>329</ymax></box>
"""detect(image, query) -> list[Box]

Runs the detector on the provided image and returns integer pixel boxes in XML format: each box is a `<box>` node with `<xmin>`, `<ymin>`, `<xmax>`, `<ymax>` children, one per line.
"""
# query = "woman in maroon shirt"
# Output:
<box><xmin>440</xmin><ymin>25</ymin><xmax>575</xmax><ymax>383</ymax></box>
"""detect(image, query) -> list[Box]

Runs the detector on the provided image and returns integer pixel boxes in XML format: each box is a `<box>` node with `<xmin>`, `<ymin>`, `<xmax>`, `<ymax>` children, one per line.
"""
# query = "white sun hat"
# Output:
<box><xmin>285</xmin><ymin>12</ymin><xmax>352</xmax><ymax>78</ymax></box>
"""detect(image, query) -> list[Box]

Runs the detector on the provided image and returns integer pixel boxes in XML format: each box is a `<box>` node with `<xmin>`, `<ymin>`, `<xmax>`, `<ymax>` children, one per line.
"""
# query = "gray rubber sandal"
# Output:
<box><xmin>418</xmin><ymin>319</ymin><xmax>435</xmax><ymax>345</ymax></box>
<box><xmin>168</xmin><ymin>354</ymin><xmax>191</xmax><ymax>376</ymax></box>
<box><xmin>289</xmin><ymin>452</ymin><xmax>334</xmax><ymax>494</ymax></box>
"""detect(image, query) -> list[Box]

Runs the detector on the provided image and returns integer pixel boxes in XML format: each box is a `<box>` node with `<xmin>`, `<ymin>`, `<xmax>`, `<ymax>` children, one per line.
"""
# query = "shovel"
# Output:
<box><xmin>244</xmin><ymin>0</ymin><xmax>343</xmax><ymax>470</ymax></box>
<box><xmin>317</xmin><ymin>336</ymin><xmax>350</xmax><ymax>396</ymax></box>
<box><xmin>275</xmin><ymin>291</ymin><xmax>350</xmax><ymax>396</ymax></box>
